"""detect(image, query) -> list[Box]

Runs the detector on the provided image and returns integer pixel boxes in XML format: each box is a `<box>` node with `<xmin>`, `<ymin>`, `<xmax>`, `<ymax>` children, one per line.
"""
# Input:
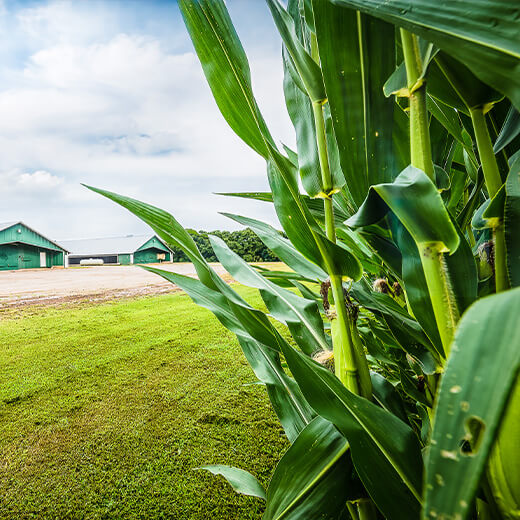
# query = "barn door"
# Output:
<box><xmin>40</xmin><ymin>252</ymin><xmax>46</xmax><ymax>268</ymax></box>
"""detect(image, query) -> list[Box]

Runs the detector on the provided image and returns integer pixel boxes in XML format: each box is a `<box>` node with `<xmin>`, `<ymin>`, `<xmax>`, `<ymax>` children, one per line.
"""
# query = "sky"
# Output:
<box><xmin>0</xmin><ymin>0</ymin><xmax>294</xmax><ymax>241</ymax></box>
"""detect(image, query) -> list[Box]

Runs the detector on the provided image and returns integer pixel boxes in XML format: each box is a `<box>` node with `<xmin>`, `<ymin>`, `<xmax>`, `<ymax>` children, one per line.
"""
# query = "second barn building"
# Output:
<box><xmin>61</xmin><ymin>234</ymin><xmax>172</xmax><ymax>266</ymax></box>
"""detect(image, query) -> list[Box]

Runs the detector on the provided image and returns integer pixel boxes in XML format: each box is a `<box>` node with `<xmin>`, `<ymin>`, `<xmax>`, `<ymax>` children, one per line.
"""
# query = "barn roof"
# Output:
<box><xmin>0</xmin><ymin>221</ymin><xmax>69</xmax><ymax>252</ymax></box>
<box><xmin>60</xmin><ymin>234</ymin><xmax>171</xmax><ymax>256</ymax></box>
<box><xmin>0</xmin><ymin>221</ymin><xmax>20</xmax><ymax>232</ymax></box>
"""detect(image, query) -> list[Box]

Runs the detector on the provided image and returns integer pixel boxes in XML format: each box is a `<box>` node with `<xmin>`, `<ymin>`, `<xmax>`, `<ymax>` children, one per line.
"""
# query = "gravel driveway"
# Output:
<box><xmin>0</xmin><ymin>263</ymin><xmax>229</xmax><ymax>307</ymax></box>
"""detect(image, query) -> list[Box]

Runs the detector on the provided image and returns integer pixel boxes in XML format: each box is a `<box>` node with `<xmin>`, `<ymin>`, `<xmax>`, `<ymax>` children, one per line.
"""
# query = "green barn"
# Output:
<box><xmin>0</xmin><ymin>221</ymin><xmax>68</xmax><ymax>271</ymax></box>
<box><xmin>61</xmin><ymin>234</ymin><xmax>172</xmax><ymax>266</ymax></box>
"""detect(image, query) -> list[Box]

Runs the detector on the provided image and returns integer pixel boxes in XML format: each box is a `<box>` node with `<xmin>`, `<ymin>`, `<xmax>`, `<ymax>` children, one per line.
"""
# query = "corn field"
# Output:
<box><xmin>88</xmin><ymin>1</ymin><xmax>520</xmax><ymax>518</ymax></box>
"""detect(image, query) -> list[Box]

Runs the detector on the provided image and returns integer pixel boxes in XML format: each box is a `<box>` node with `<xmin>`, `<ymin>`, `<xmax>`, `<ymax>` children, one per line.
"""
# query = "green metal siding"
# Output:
<box><xmin>0</xmin><ymin>244</ymin><xmax>50</xmax><ymax>270</ymax></box>
<box><xmin>0</xmin><ymin>223</ymin><xmax>66</xmax><ymax>270</ymax></box>
<box><xmin>118</xmin><ymin>254</ymin><xmax>131</xmax><ymax>265</ymax></box>
<box><xmin>135</xmin><ymin>236</ymin><xmax>170</xmax><ymax>254</ymax></box>
<box><xmin>0</xmin><ymin>224</ymin><xmax>62</xmax><ymax>252</ymax></box>
<box><xmin>134</xmin><ymin>248</ymin><xmax>170</xmax><ymax>264</ymax></box>
<box><xmin>52</xmin><ymin>252</ymin><xmax>64</xmax><ymax>267</ymax></box>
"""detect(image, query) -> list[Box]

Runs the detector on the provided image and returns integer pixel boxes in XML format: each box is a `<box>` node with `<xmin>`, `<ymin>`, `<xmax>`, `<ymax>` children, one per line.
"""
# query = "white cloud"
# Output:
<box><xmin>0</xmin><ymin>1</ymin><xmax>293</xmax><ymax>239</ymax></box>
<box><xmin>0</xmin><ymin>168</ymin><xmax>62</xmax><ymax>190</ymax></box>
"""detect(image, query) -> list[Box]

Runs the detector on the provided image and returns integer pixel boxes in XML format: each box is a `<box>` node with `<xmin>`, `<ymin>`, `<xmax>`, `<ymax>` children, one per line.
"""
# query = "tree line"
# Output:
<box><xmin>170</xmin><ymin>229</ymin><xmax>278</xmax><ymax>263</ymax></box>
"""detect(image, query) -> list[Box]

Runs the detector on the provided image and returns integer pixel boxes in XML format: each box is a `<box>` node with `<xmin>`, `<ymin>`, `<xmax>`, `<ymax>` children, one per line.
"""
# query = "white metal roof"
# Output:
<box><xmin>60</xmin><ymin>234</ymin><xmax>169</xmax><ymax>257</ymax></box>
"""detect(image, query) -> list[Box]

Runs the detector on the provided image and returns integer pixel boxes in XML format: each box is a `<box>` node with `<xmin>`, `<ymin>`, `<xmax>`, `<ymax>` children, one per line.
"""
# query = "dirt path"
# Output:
<box><xmin>0</xmin><ymin>263</ymin><xmax>232</xmax><ymax>308</ymax></box>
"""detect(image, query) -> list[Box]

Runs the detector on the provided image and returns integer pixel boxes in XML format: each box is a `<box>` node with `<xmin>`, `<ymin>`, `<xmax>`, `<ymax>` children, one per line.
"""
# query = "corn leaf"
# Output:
<box><xmin>266</xmin><ymin>157</ymin><xmax>362</xmax><ymax>280</ymax></box>
<box><xmin>332</xmin><ymin>0</ymin><xmax>520</xmax><ymax>111</ymax></box>
<box><xmin>267</xmin><ymin>0</ymin><xmax>326</xmax><ymax>103</ymax></box>
<box><xmin>83</xmin><ymin>185</ymin><xmax>228</xmax><ymax>295</ymax></box>
<box><xmin>217</xmin><ymin>192</ymin><xmax>274</xmax><ymax>203</ymax></box>
<box><xmin>221</xmin><ymin>212</ymin><xmax>327</xmax><ymax>281</ymax></box>
<box><xmin>443</xmin><ymin>218</ymin><xmax>478</xmax><ymax>314</ymax></box>
<box><xmin>283</xmin><ymin>48</ymin><xmax>323</xmax><ymax>198</ymax></box>
<box><xmin>494</xmin><ymin>105</ymin><xmax>520</xmax><ymax>153</ymax></box>
<box><xmin>198</xmin><ymin>466</ymin><xmax>266</xmax><ymax>500</ymax></box>
<box><xmin>218</xmin><ymin>190</ymin><xmax>351</xmax><ymax>224</ymax></box>
<box><xmin>389</xmin><ymin>218</ymin><xmax>444</xmax><ymax>355</ymax></box>
<box><xmin>434</xmin><ymin>52</ymin><xmax>503</xmax><ymax>111</ymax></box>
<box><xmin>178</xmin><ymin>0</ymin><xmax>274</xmax><ymax>158</ymax></box>
<box><xmin>370</xmin><ymin>373</ymin><xmax>410</xmax><ymax>425</ymax></box>
<box><xmin>425</xmin><ymin>287</ymin><xmax>520</xmax><ymax>520</ymax></box>
<box><xmin>279</xmin><ymin>340</ymin><xmax>423</xmax><ymax>520</ymax></box>
<box><xmin>427</xmin><ymin>96</ymin><xmax>466</xmax><ymax>149</ymax></box>
<box><xmin>505</xmin><ymin>156</ymin><xmax>520</xmax><ymax>286</ymax></box>
<box><xmin>312</xmin><ymin>0</ymin><xmax>406</xmax><ymax>208</ymax></box>
<box><xmin>263</xmin><ymin>417</ymin><xmax>354</xmax><ymax>520</ymax></box>
<box><xmin>209</xmin><ymin>235</ymin><xmax>329</xmax><ymax>355</ymax></box>
<box><xmin>346</xmin><ymin>166</ymin><xmax>460</xmax><ymax>253</ymax></box>
<box><xmin>350</xmin><ymin>279</ymin><xmax>438</xmax><ymax>359</ymax></box>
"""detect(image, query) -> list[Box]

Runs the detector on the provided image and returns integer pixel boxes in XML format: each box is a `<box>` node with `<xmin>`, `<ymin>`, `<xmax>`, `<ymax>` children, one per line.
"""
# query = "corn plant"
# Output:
<box><xmin>86</xmin><ymin>0</ymin><xmax>520</xmax><ymax>518</ymax></box>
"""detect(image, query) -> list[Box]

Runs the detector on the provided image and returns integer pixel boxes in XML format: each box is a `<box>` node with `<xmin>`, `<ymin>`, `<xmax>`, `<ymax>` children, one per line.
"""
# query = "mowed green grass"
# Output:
<box><xmin>0</xmin><ymin>286</ymin><xmax>289</xmax><ymax>519</ymax></box>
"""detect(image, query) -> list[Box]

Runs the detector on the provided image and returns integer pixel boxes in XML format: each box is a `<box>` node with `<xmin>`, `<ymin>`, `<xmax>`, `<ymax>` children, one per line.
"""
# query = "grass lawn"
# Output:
<box><xmin>0</xmin><ymin>286</ymin><xmax>289</xmax><ymax>519</ymax></box>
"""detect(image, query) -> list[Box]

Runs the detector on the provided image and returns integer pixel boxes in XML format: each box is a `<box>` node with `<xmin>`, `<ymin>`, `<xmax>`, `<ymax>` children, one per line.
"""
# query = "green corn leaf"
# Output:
<box><xmin>456</xmin><ymin>168</ymin><xmax>485</xmax><ymax>231</ymax></box>
<box><xmin>446</xmin><ymin>168</ymin><xmax>468</xmax><ymax>214</ymax></box>
<box><xmin>178</xmin><ymin>0</ymin><xmax>274</xmax><ymax>158</ymax></box>
<box><xmin>280</xmin><ymin>1</ymin><xmax>346</xmax><ymax>199</ymax></box>
<box><xmin>383</xmin><ymin>39</ymin><xmax>436</xmax><ymax>98</ymax></box>
<box><xmin>142</xmin><ymin>266</ymin><xmax>282</xmax><ymax>351</ymax></box>
<box><xmin>263</xmin><ymin>417</ymin><xmax>355</xmax><ymax>520</ymax></box>
<box><xmin>358</xmin><ymin>225</ymin><xmax>403</xmax><ymax>277</ymax></box>
<box><xmin>473</xmin><ymin>185</ymin><xmax>506</xmax><ymax>231</ymax></box>
<box><xmin>279</xmin><ymin>340</ymin><xmax>423</xmax><ymax>520</ymax></box>
<box><xmin>434</xmin><ymin>165</ymin><xmax>451</xmax><ymax>193</ymax></box>
<box><xmin>312</xmin><ymin>0</ymin><xmax>405</xmax><ymax>208</ymax></box>
<box><xmin>283</xmin><ymin>49</ymin><xmax>323</xmax><ymax>198</ymax></box>
<box><xmin>494</xmin><ymin>105</ymin><xmax>520</xmax><ymax>153</ymax></box>
<box><xmin>253</xmin><ymin>266</ymin><xmax>317</xmax><ymax>287</ymax></box>
<box><xmin>346</xmin><ymin>166</ymin><xmax>460</xmax><ymax>254</ymax></box>
<box><xmin>83</xmin><ymin>185</ymin><xmax>227</xmax><ymax>294</ymax></box>
<box><xmin>267</xmin><ymin>0</ymin><xmax>326</xmax><ymax>103</ymax></box>
<box><xmin>371</xmin><ymin>372</ymin><xmax>409</xmax><ymax>425</ymax></box>
<box><xmin>266</xmin><ymin>157</ymin><xmax>363</xmax><ymax>280</ymax></box>
<box><xmin>331</xmin><ymin>0</ymin><xmax>520</xmax><ymax>111</ymax></box>
<box><xmin>218</xmin><ymin>190</ymin><xmax>351</xmax><ymax>225</ymax></box>
<box><xmin>335</xmin><ymin>227</ymin><xmax>382</xmax><ymax>274</ymax></box>
<box><xmin>427</xmin><ymin>96</ymin><xmax>466</xmax><ymax>149</ymax></box>
<box><xmin>298</xmin><ymin>0</ymin><xmax>316</xmax><ymax>34</ymax></box>
<box><xmin>350</xmin><ymin>279</ymin><xmax>436</xmax><ymax>356</ymax></box>
<box><xmin>505</xmin><ymin>156</ymin><xmax>520</xmax><ymax>286</ymax></box>
<box><xmin>198</xmin><ymin>465</ymin><xmax>266</xmax><ymax>500</ymax></box>
<box><xmin>387</xmin><ymin>218</ymin><xmax>443</xmax><ymax>353</ymax></box>
<box><xmin>472</xmin><ymin>198</ymin><xmax>494</xmax><ymax>231</ymax></box>
<box><xmin>443</xmin><ymin>218</ymin><xmax>478</xmax><ymax>314</ymax></box>
<box><xmin>222</xmin><ymin>213</ymin><xmax>327</xmax><ymax>281</ymax></box>
<box><xmin>427</xmin><ymin>60</ymin><xmax>469</xmax><ymax>115</ymax></box>
<box><xmin>209</xmin><ymin>235</ymin><xmax>329</xmax><ymax>355</ymax></box>
<box><xmin>399</xmin><ymin>368</ymin><xmax>430</xmax><ymax>408</ymax></box>
<box><xmin>425</xmin><ymin>287</ymin><xmax>520</xmax><ymax>520</ymax></box>
<box><xmin>217</xmin><ymin>192</ymin><xmax>274</xmax><ymax>203</ymax></box>
<box><xmin>239</xmin><ymin>338</ymin><xmax>316</xmax><ymax>443</ymax></box>
<box><xmin>487</xmin><ymin>379</ymin><xmax>520</xmax><ymax>519</ymax></box>
<box><xmin>434</xmin><ymin>52</ymin><xmax>504</xmax><ymax>111</ymax></box>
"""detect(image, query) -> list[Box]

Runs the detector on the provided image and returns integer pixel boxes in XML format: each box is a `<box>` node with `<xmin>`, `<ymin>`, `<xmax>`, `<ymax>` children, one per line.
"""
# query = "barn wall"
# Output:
<box><xmin>0</xmin><ymin>244</ymin><xmax>41</xmax><ymax>270</ymax></box>
<box><xmin>133</xmin><ymin>247</ymin><xmax>170</xmax><ymax>264</ymax></box>
<box><xmin>118</xmin><ymin>254</ymin><xmax>131</xmax><ymax>265</ymax></box>
<box><xmin>0</xmin><ymin>224</ymin><xmax>66</xmax><ymax>270</ymax></box>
